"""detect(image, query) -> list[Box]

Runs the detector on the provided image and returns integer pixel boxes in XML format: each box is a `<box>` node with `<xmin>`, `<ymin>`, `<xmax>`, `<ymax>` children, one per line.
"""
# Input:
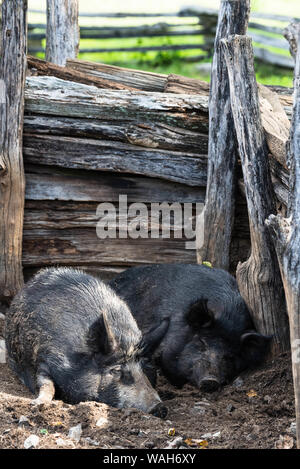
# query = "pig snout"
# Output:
<box><xmin>150</xmin><ymin>402</ymin><xmax>168</xmax><ymax>419</ymax></box>
<box><xmin>192</xmin><ymin>356</ymin><xmax>224</xmax><ymax>393</ymax></box>
<box><xmin>117</xmin><ymin>361</ymin><xmax>167</xmax><ymax>415</ymax></box>
<box><xmin>198</xmin><ymin>376</ymin><xmax>221</xmax><ymax>393</ymax></box>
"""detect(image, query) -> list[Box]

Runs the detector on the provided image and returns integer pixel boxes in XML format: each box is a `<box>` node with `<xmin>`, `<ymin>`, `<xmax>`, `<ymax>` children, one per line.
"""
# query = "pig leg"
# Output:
<box><xmin>31</xmin><ymin>366</ymin><xmax>55</xmax><ymax>405</ymax></box>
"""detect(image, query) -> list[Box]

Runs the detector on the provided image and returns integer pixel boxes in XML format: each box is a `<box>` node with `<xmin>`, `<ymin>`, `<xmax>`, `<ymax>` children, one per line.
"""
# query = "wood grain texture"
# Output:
<box><xmin>24</xmin><ymin>165</ymin><xmax>207</xmax><ymax>203</ymax></box>
<box><xmin>24</xmin><ymin>76</ymin><xmax>209</xmax><ymax>133</ymax></box>
<box><xmin>22</xmin><ymin>229</ymin><xmax>197</xmax><ymax>266</ymax></box>
<box><xmin>0</xmin><ymin>0</ymin><xmax>27</xmax><ymax>301</ymax></box>
<box><xmin>198</xmin><ymin>0</ymin><xmax>250</xmax><ymax>270</ymax></box>
<box><xmin>23</xmin><ymin>115</ymin><xmax>208</xmax><ymax>154</ymax></box>
<box><xmin>258</xmin><ymin>83</ymin><xmax>290</xmax><ymax>168</ymax></box>
<box><xmin>222</xmin><ymin>34</ymin><xmax>289</xmax><ymax>354</ymax></box>
<box><xmin>23</xmin><ymin>134</ymin><xmax>208</xmax><ymax>187</ymax></box>
<box><xmin>27</xmin><ymin>56</ymin><xmax>139</xmax><ymax>91</ymax></box>
<box><xmin>266</xmin><ymin>25</ymin><xmax>300</xmax><ymax>448</ymax></box>
<box><xmin>46</xmin><ymin>0</ymin><xmax>79</xmax><ymax>66</ymax></box>
<box><xmin>66</xmin><ymin>58</ymin><xmax>167</xmax><ymax>92</ymax></box>
<box><xmin>164</xmin><ymin>74</ymin><xmax>209</xmax><ymax>95</ymax></box>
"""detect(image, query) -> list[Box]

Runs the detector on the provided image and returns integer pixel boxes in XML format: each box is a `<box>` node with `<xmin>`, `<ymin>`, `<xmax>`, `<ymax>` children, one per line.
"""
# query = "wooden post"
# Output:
<box><xmin>221</xmin><ymin>34</ymin><xmax>289</xmax><ymax>355</ymax></box>
<box><xmin>266</xmin><ymin>25</ymin><xmax>300</xmax><ymax>447</ymax></box>
<box><xmin>46</xmin><ymin>0</ymin><xmax>79</xmax><ymax>66</ymax></box>
<box><xmin>221</xmin><ymin>36</ymin><xmax>289</xmax><ymax>354</ymax></box>
<box><xmin>283</xmin><ymin>22</ymin><xmax>300</xmax><ymax>60</ymax></box>
<box><xmin>0</xmin><ymin>0</ymin><xmax>27</xmax><ymax>302</ymax></box>
<box><xmin>198</xmin><ymin>0</ymin><xmax>250</xmax><ymax>270</ymax></box>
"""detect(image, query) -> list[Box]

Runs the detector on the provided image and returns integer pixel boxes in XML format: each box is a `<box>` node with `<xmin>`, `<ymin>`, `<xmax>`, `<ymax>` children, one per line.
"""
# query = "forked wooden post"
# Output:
<box><xmin>46</xmin><ymin>0</ymin><xmax>80</xmax><ymax>66</ymax></box>
<box><xmin>0</xmin><ymin>0</ymin><xmax>27</xmax><ymax>302</ymax></box>
<box><xmin>221</xmin><ymin>34</ymin><xmax>289</xmax><ymax>355</ymax></box>
<box><xmin>198</xmin><ymin>0</ymin><xmax>250</xmax><ymax>270</ymax></box>
<box><xmin>266</xmin><ymin>24</ymin><xmax>300</xmax><ymax>447</ymax></box>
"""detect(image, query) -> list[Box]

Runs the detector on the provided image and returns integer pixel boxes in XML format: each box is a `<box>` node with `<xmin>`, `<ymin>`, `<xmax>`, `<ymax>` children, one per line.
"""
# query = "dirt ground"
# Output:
<box><xmin>0</xmin><ymin>315</ymin><xmax>296</xmax><ymax>450</ymax></box>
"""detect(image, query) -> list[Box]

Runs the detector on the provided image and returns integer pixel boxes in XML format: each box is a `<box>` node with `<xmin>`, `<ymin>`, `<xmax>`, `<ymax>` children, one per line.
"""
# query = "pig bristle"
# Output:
<box><xmin>33</xmin><ymin>267</ymin><xmax>142</xmax><ymax>356</ymax></box>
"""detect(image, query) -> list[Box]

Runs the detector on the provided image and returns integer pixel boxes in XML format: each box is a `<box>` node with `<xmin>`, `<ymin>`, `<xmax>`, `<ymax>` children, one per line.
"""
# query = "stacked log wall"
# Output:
<box><xmin>22</xmin><ymin>63</ymin><xmax>293</xmax><ymax>280</ymax></box>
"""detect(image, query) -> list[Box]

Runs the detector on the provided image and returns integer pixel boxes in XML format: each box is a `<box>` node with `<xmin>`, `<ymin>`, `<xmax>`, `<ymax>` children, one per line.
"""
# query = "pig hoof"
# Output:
<box><xmin>150</xmin><ymin>403</ymin><xmax>168</xmax><ymax>419</ymax></box>
<box><xmin>31</xmin><ymin>398</ymin><xmax>46</xmax><ymax>407</ymax></box>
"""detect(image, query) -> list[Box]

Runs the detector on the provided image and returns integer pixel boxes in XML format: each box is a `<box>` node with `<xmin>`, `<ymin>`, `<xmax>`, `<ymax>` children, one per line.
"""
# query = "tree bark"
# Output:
<box><xmin>0</xmin><ymin>0</ymin><xmax>27</xmax><ymax>302</ymax></box>
<box><xmin>222</xmin><ymin>34</ymin><xmax>289</xmax><ymax>354</ymax></box>
<box><xmin>46</xmin><ymin>0</ymin><xmax>79</xmax><ymax>66</ymax></box>
<box><xmin>23</xmin><ymin>133</ymin><xmax>208</xmax><ymax>187</ymax></box>
<box><xmin>198</xmin><ymin>0</ymin><xmax>250</xmax><ymax>269</ymax></box>
<box><xmin>283</xmin><ymin>22</ymin><xmax>300</xmax><ymax>60</ymax></box>
<box><xmin>27</xmin><ymin>56</ymin><xmax>139</xmax><ymax>91</ymax></box>
<box><xmin>66</xmin><ymin>58</ymin><xmax>167</xmax><ymax>92</ymax></box>
<box><xmin>24</xmin><ymin>76</ymin><xmax>209</xmax><ymax>133</ymax></box>
<box><xmin>266</xmin><ymin>24</ymin><xmax>300</xmax><ymax>448</ymax></box>
<box><xmin>23</xmin><ymin>115</ymin><xmax>208</xmax><ymax>154</ymax></box>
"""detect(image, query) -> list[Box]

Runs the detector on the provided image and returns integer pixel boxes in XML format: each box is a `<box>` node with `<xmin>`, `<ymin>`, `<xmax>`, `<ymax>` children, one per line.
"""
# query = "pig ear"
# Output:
<box><xmin>186</xmin><ymin>299</ymin><xmax>215</xmax><ymax>330</ymax></box>
<box><xmin>102</xmin><ymin>312</ymin><xmax>118</xmax><ymax>353</ymax></box>
<box><xmin>86</xmin><ymin>317</ymin><xmax>113</xmax><ymax>356</ymax></box>
<box><xmin>240</xmin><ymin>332</ymin><xmax>272</xmax><ymax>366</ymax></box>
<box><xmin>102</xmin><ymin>304</ymin><xmax>142</xmax><ymax>356</ymax></box>
<box><xmin>140</xmin><ymin>317</ymin><xmax>170</xmax><ymax>356</ymax></box>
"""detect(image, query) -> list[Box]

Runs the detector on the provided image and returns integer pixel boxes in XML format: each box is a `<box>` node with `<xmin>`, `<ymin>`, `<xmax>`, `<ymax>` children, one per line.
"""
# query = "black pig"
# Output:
<box><xmin>5</xmin><ymin>267</ymin><xmax>168</xmax><ymax>416</ymax></box>
<box><xmin>110</xmin><ymin>264</ymin><xmax>271</xmax><ymax>392</ymax></box>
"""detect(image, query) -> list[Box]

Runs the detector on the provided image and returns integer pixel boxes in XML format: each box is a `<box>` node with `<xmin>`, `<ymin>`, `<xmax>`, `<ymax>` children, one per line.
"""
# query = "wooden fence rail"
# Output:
<box><xmin>27</xmin><ymin>7</ymin><xmax>299</xmax><ymax>68</ymax></box>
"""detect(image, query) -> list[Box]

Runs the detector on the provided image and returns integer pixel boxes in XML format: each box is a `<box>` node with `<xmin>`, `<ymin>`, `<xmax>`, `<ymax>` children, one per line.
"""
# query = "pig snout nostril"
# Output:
<box><xmin>150</xmin><ymin>403</ymin><xmax>168</xmax><ymax>419</ymax></box>
<box><xmin>199</xmin><ymin>378</ymin><xmax>220</xmax><ymax>393</ymax></box>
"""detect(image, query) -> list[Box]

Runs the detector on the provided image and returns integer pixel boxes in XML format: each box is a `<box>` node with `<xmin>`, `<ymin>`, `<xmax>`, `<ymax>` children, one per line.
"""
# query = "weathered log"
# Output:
<box><xmin>23</xmin><ymin>115</ymin><xmax>208</xmax><ymax>154</ymax></box>
<box><xmin>23</xmin><ymin>76</ymin><xmax>292</xmax><ymax>202</ymax></box>
<box><xmin>258</xmin><ymin>83</ymin><xmax>290</xmax><ymax>168</ymax></box>
<box><xmin>22</xmin><ymin>229</ymin><xmax>197</xmax><ymax>267</ymax></box>
<box><xmin>22</xmin><ymin>183</ymin><xmax>249</xmax><ymax>280</ymax></box>
<box><xmin>31</xmin><ymin>27</ymin><xmax>205</xmax><ymax>41</ymax></box>
<box><xmin>251</xmin><ymin>33</ymin><xmax>289</xmax><ymax>51</ymax></box>
<box><xmin>27</xmin><ymin>56</ymin><xmax>139</xmax><ymax>91</ymax></box>
<box><xmin>66</xmin><ymin>58</ymin><xmax>167</xmax><ymax>92</ymax></box>
<box><xmin>24</xmin><ymin>74</ymin><xmax>291</xmax><ymax>166</ymax></box>
<box><xmin>23</xmin><ymin>200</ymin><xmax>196</xmax><ymax>238</ymax></box>
<box><xmin>0</xmin><ymin>0</ymin><xmax>27</xmax><ymax>302</ymax></box>
<box><xmin>239</xmin><ymin>169</ymin><xmax>289</xmax><ymax>212</ymax></box>
<box><xmin>66</xmin><ymin>57</ymin><xmax>293</xmax><ymax>99</ymax></box>
<box><xmin>198</xmin><ymin>0</ymin><xmax>250</xmax><ymax>270</ymax></box>
<box><xmin>269</xmin><ymin>155</ymin><xmax>290</xmax><ymax>189</ymax></box>
<box><xmin>24</xmin><ymin>76</ymin><xmax>209</xmax><ymax>133</ymax></box>
<box><xmin>24</xmin><ymin>165</ymin><xmax>206</xmax><ymax>204</ymax></box>
<box><xmin>222</xmin><ymin>34</ymin><xmax>289</xmax><ymax>354</ymax></box>
<box><xmin>266</xmin><ymin>24</ymin><xmax>300</xmax><ymax>448</ymax></box>
<box><xmin>253</xmin><ymin>46</ymin><xmax>294</xmax><ymax>69</ymax></box>
<box><xmin>272</xmin><ymin>177</ymin><xmax>289</xmax><ymax>213</ymax></box>
<box><xmin>164</xmin><ymin>74</ymin><xmax>209</xmax><ymax>95</ymax></box>
<box><xmin>23</xmin><ymin>134</ymin><xmax>207</xmax><ymax>187</ymax></box>
<box><xmin>248</xmin><ymin>21</ymin><xmax>283</xmax><ymax>36</ymax></box>
<box><xmin>46</xmin><ymin>0</ymin><xmax>79</xmax><ymax>66</ymax></box>
<box><xmin>283</xmin><ymin>22</ymin><xmax>300</xmax><ymax>60</ymax></box>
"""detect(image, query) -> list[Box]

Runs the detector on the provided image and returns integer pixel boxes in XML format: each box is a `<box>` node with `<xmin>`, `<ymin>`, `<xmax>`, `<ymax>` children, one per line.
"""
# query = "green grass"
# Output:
<box><xmin>36</xmin><ymin>32</ymin><xmax>295</xmax><ymax>87</ymax></box>
<box><xmin>31</xmin><ymin>0</ymin><xmax>297</xmax><ymax>88</ymax></box>
<box><xmin>78</xmin><ymin>36</ymin><xmax>294</xmax><ymax>87</ymax></box>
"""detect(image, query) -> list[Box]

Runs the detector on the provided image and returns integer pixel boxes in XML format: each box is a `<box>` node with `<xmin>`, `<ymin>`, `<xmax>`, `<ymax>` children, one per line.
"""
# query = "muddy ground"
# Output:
<box><xmin>0</xmin><ymin>315</ymin><xmax>296</xmax><ymax>450</ymax></box>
